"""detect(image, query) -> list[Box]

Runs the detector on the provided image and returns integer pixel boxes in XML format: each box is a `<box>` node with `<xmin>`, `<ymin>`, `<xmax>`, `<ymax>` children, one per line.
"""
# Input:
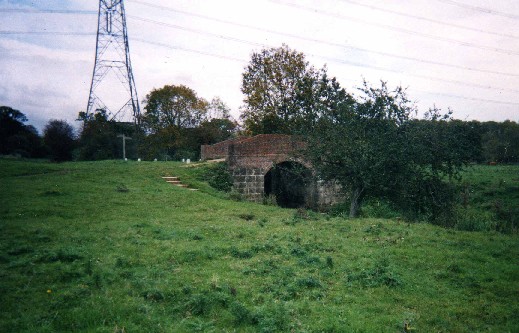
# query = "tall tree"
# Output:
<box><xmin>207</xmin><ymin>96</ymin><xmax>231</xmax><ymax>120</ymax></box>
<box><xmin>43</xmin><ymin>120</ymin><xmax>76</xmax><ymax>162</ymax></box>
<box><xmin>241</xmin><ymin>44</ymin><xmax>322</xmax><ymax>134</ymax></box>
<box><xmin>142</xmin><ymin>84</ymin><xmax>208</xmax><ymax>133</ymax></box>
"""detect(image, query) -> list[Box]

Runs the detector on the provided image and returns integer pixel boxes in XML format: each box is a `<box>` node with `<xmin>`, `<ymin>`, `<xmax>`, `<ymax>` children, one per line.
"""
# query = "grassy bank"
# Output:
<box><xmin>0</xmin><ymin>159</ymin><xmax>518</xmax><ymax>332</ymax></box>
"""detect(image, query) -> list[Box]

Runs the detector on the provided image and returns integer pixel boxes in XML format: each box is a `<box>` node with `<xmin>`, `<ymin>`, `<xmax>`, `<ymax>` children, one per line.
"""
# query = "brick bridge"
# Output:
<box><xmin>201</xmin><ymin>134</ymin><xmax>341</xmax><ymax>209</ymax></box>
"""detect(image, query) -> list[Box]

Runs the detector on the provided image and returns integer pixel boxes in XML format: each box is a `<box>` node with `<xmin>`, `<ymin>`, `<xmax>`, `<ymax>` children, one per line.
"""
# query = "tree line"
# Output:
<box><xmin>0</xmin><ymin>89</ymin><xmax>238</xmax><ymax>162</ymax></box>
<box><xmin>1</xmin><ymin>102</ymin><xmax>515</xmax><ymax>164</ymax></box>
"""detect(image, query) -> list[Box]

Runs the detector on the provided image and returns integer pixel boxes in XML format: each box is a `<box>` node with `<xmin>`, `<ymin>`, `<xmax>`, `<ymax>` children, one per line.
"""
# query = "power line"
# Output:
<box><xmin>0</xmin><ymin>30</ymin><xmax>516</xmax><ymax>109</ymax></box>
<box><xmin>271</xmin><ymin>0</ymin><xmax>519</xmax><ymax>56</ymax></box>
<box><xmin>132</xmin><ymin>37</ymin><xmax>245</xmax><ymax>62</ymax></box>
<box><xmin>338</xmin><ymin>0</ymin><xmax>519</xmax><ymax>39</ymax></box>
<box><xmin>5</xmin><ymin>1</ymin><xmax>519</xmax><ymax>78</ymax></box>
<box><xmin>3</xmin><ymin>19</ymin><xmax>519</xmax><ymax>95</ymax></box>
<box><xmin>410</xmin><ymin>88</ymin><xmax>519</xmax><ymax>106</ymax></box>
<box><xmin>0</xmin><ymin>30</ymin><xmax>94</xmax><ymax>36</ymax></box>
<box><xmin>132</xmin><ymin>37</ymin><xmax>519</xmax><ymax>107</ymax></box>
<box><xmin>436</xmin><ymin>0</ymin><xmax>519</xmax><ymax>20</ymax></box>
<box><xmin>4</xmin><ymin>11</ymin><xmax>518</xmax><ymax>96</ymax></box>
<box><xmin>130</xmin><ymin>0</ymin><xmax>519</xmax><ymax>78</ymax></box>
<box><xmin>128</xmin><ymin>16</ymin><xmax>266</xmax><ymax>48</ymax></box>
<box><xmin>0</xmin><ymin>8</ymin><xmax>95</xmax><ymax>14</ymax></box>
<box><xmin>125</xmin><ymin>16</ymin><xmax>519</xmax><ymax>95</ymax></box>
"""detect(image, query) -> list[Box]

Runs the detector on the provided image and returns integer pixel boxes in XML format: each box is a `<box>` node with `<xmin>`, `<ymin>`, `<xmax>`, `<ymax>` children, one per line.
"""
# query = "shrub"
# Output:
<box><xmin>454</xmin><ymin>207</ymin><xmax>496</xmax><ymax>232</ymax></box>
<box><xmin>204</xmin><ymin>162</ymin><xmax>233</xmax><ymax>192</ymax></box>
<box><xmin>361</xmin><ymin>199</ymin><xmax>400</xmax><ymax>219</ymax></box>
<box><xmin>230</xmin><ymin>301</ymin><xmax>251</xmax><ymax>325</ymax></box>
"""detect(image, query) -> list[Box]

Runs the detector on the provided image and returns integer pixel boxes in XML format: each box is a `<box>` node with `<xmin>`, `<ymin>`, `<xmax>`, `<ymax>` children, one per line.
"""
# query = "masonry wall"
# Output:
<box><xmin>201</xmin><ymin>137</ymin><xmax>248</xmax><ymax>160</ymax></box>
<box><xmin>201</xmin><ymin>134</ymin><xmax>344</xmax><ymax>208</ymax></box>
<box><xmin>231</xmin><ymin>167</ymin><xmax>265</xmax><ymax>202</ymax></box>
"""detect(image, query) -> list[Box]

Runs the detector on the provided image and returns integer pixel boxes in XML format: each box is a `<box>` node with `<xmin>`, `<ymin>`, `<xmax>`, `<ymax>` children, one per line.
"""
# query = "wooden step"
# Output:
<box><xmin>162</xmin><ymin>176</ymin><xmax>179</xmax><ymax>180</ymax></box>
<box><xmin>166</xmin><ymin>180</ymin><xmax>182</xmax><ymax>184</ymax></box>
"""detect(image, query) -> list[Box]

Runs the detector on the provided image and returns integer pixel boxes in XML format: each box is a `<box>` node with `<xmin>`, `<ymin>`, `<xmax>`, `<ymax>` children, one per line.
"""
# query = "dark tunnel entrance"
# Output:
<box><xmin>264</xmin><ymin>161</ymin><xmax>312</xmax><ymax>208</ymax></box>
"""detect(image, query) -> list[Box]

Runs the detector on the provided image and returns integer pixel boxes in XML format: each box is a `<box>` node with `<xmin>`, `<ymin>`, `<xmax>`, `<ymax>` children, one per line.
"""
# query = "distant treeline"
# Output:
<box><xmin>1</xmin><ymin>105</ymin><xmax>518</xmax><ymax>163</ymax></box>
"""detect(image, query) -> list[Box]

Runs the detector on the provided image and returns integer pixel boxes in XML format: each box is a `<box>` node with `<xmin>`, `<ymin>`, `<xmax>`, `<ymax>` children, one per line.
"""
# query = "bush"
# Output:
<box><xmin>361</xmin><ymin>199</ymin><xmax>400</xmax><ymax>219</ymax></box>
<box><xmin>204</xmin><ymin>162</ymin><xmax>233</xmax><ymax>192</ymax></box>
<box><xmin>454</xmin><ymin>207</ymin><xmax>496</xmax><ymax>232</ymax></box>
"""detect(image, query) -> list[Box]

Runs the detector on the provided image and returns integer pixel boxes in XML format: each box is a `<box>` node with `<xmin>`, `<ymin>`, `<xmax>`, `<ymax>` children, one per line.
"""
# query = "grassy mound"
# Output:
<box><xmin>0</xmin><ymin>159</ymin><xmax>518</xmax><ymax>332</ymax></box>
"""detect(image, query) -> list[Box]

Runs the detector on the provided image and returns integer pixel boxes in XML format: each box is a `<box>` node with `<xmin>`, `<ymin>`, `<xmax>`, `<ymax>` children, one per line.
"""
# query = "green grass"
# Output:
<box><xmin>0</xmin><ymin>159</ymin><xmax>518</xmax><ymax>332</ymax></box>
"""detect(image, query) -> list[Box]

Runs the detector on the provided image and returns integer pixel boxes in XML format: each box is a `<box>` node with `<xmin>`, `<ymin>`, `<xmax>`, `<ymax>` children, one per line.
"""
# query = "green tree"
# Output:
<box><xmin>303</xmin><ymin>80</ymin><xmax>472</xmax><ymax>221</ymax></box>
<box><xmin>77</xmin><ymin>109</ymin><xmax>137</xmax><ymax>160</ymax></box>
<box><xmin>139</xmin><ymin>85</ymin><xmax>237</xmax><ymax>160</ymax></box>
<box><xmin>241</xmin><ymin>44</ymin><xmax>322</xmax><ymax>135</ymax></box>
<box><xmin>207</xmin><ymin>96</ymin><xmax>231</xmax><ymax>120</ymax></box>
<box><xmin>43</xmin><ymin>119</ymin><xmax>76</xmax><ymax>162</ymax></box>
<box><xmin>481</xmin><ymin>120</ymin><xmax>519</xmax><ymax>163</ymax></box>
<box><xmin>142</xmin><ymin>84</ymin><xmax>208</xmax><ymax>133</ymax></box>
<box><xmin>0</xmin><ymin>106</ymin><xmax>44</xmax><ymax>157</ymax></box>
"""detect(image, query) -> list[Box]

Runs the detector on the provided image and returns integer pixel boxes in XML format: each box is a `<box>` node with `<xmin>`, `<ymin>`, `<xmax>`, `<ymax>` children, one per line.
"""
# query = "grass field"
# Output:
<box><xmin>0</xmin><ymin>159</ymin><xmax>518</xmax><ymax>332</ymax></box>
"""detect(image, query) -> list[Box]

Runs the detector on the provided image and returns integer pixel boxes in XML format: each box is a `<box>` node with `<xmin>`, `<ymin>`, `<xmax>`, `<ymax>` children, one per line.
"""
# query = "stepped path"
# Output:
<box><xmin>161</xmin><ymin>176</ymin><xmax>198</xmax><ymax>191</ymax></box>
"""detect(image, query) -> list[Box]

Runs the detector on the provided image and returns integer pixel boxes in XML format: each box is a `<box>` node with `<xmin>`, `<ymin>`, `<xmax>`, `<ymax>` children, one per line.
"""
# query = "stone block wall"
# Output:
<box><xmin>231</xmin><ymin>167</ymin><xmax>266</xmax><ymax>202</ymax></box>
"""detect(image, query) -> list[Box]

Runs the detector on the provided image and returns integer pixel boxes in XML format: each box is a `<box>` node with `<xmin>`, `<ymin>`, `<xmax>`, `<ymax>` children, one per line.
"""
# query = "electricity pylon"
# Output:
<box><xmin>86</xmin><ymin>0</ymin><xmax>140</xmax><ymax>125</ymax></box>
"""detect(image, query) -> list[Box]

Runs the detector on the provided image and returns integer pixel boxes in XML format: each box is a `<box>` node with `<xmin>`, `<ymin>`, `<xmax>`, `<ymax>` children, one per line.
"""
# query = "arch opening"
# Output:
<box><xmin>264</xmin><ymin>161</ymin><xmax>312</xmax><ymax>208</ymax></box>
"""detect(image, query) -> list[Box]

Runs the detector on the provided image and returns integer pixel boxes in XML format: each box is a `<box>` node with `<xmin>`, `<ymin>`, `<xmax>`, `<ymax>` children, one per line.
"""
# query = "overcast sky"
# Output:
<box><xmin>1</xmin><ymin>0</ymin><xmax>518</xmax><ymax>132</ymax></box>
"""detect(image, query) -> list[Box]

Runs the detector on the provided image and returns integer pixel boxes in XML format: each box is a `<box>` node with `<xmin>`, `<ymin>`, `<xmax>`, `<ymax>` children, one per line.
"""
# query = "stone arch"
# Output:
<box><xmin>264</xmin><ymin>161</ymin><xmax>313</xmax><ymax>208</ymax></box>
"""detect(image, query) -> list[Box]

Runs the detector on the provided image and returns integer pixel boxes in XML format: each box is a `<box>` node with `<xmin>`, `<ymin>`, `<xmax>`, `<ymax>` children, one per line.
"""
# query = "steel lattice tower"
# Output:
<box><xmin>86</xmin><ymin>0</ymin><xmax>140</xmax><ymax>124</ymax></box>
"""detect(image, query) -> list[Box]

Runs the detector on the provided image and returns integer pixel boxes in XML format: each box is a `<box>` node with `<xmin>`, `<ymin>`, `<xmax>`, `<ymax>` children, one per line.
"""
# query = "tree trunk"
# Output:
<box><xmin>349</xmin><ymin>186</ymin><xmax>363</xmax><ymax>218</ymax></box>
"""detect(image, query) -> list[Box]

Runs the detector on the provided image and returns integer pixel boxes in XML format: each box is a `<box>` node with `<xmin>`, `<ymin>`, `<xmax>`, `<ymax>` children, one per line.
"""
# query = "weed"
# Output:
<box><xmin>262</xmin><ymin>194</ymin><xmax>277</xmax><ymax>206</ymax></box>
<box><xmin>294</xmin><ymin>207</ymin><xmax>309</xmax><ymax>220</ymax></box>
<box><xmin>326</xmin><ymin>256</ymin><xmax>334</xmax><ymax>269</ymax></box>
<box><xmin>250</xmin><ymin>303</ymin><xmax>291</xmax><ymax>332</ymax></box>
<box><xmin>182</xmin><ymin>318</ymin><xmax>216</xmax><ymax>332</ymax></box>
<box><xmin>141</xmin><ymin>290</ymin><xmax>165</xmax><ymax>302</ymax></box>
<box><xmin>228</xmin><ymin>189</ymin><xmax>244</xmax><ymax>201</ymax></box>
<box><xmin>238</xmin><ymin>213</ymin><xmax>255</xmax><ymax>221</ymax></box>
<box><xmin>42</xmin><ymin>189</ymin><xmax>63</xmax><ymax>196</ymax></box>
<box><xmin>297</xmin><ymin>276</ymin><xmax>322</xmax><ymax>289</ymax></box>
<box><xmin>230</xmin><ymin>247</ymin><xmax>254</xmax><ymax>259</ymax></box>
<box><xmin>347</xmin><ymin>257</ymin><xmax>402</xmax><ymax>288</ymax></box>
<box><xmin>230</xmin><ymin>301</ymin><xmax>251</xmax><ymax>325</ymax></box>
<box><xmin>116</xmin><ymin>184</ymin><xmax>129</xmax><ymax>192</ymax></box>
<box><xmin>454</xmin><ymin>207</ymin><xmax>496</xmax><ymax>231</ymax></box>
<box><xmin>258</xmin><ymin>218</ymin><xmax>267</xmax><ymax>227</ymax></box>
<box><xmin>290</xmin><ymin>246</ymin><xmax>308</xmax><ymax>257</ymax></box>
<box><xmin>328</xmin><ymin>202</ymin><xmax>351</xmax><ymax>218</ymax></box>
<box><xmin>40</xmin><ymin>248</ymin><xmax>83</xmax><ymax>263</ymax></box>
<box><xmin>364</xmin><ymin>222</ymin><xmax>386</xmax><ymax>235</ymax></box>
<box><xmin>361</xmin><ymin>199</ymin><xmax>400</xmax><ymax>219</ymax></box>
<box><xmin>7</xmin><ymin>246</ymin><xmax>33</xmax><ymax>256</ymax></box>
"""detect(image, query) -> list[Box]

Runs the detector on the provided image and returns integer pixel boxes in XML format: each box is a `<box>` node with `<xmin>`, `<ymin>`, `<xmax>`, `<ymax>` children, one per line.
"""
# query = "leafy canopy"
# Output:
<box><xmin>241</xmin><ymin>44</ymin><xmax>322</xmax><ymax>135</ymax></box>
<box><xmin>142</xmin><ymin>84</ymin><xmax>209</xmax><ymax>133</ymax></box>
<box><xmin>302</xmin><ymin>78</ymin><xmax>476</xmax><ymax>221</ymax></box>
